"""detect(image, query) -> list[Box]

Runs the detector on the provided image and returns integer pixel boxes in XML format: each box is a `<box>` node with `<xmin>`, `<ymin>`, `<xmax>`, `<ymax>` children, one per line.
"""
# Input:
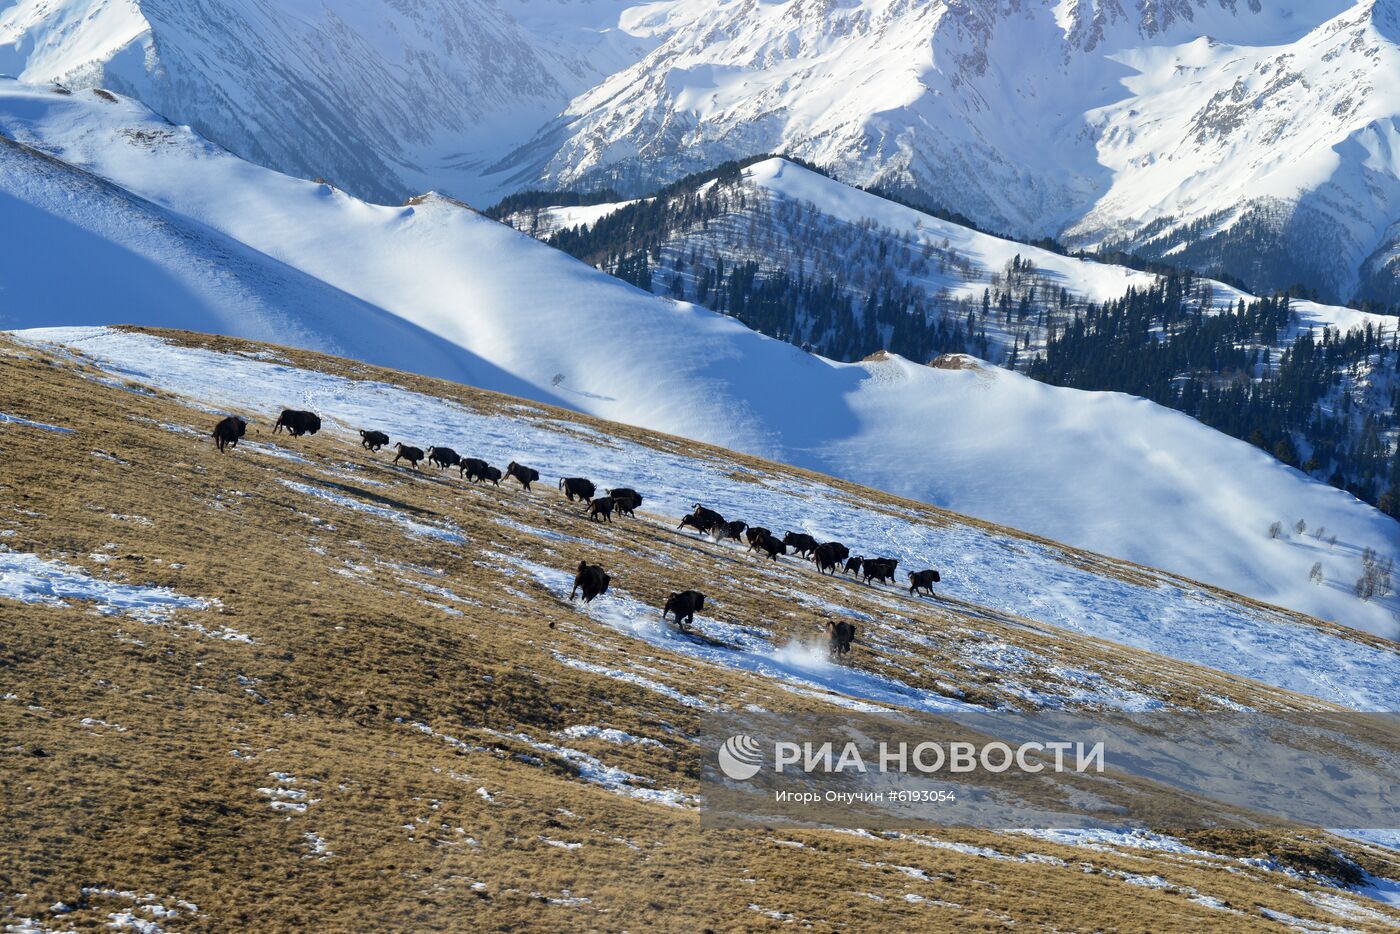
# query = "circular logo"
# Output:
<box><xmin>717</xmin><ymin>734</ymin><xmax>763</xmax><ymax>780</ymax></box>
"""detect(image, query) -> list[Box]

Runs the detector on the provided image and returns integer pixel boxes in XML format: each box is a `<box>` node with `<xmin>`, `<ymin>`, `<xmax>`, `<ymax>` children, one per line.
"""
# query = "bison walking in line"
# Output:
<box><xmin>459</xmin><ymin>457</ymin><xmax>490</xmax><ymax>481</ymax></box>
<box><xmin>393</xmin><ymin>442</ymin><xmax>424</xmax><ymax>470</ymax></box>
<box><xmin>908</xmin><ymin>569</ymin><xmax>942</xmax><ymax>597</ymax></box>
<box><xmin>274</xmin><ymin>409</ymin><xmax>321</xmax><ymax>437</ymax></box>
<box><xmin>863</xmin><ymin>558</ymin><xmax>899</xmax><ymax>585</ymax></box>
<box><xmin>783</xmin><ymin>532</ymin><xmax>818</xmax><ymax>558</ymax></box>
<box><xmin>506</xmin><ymin>461</ymin><xmax>540</xmax><ymax>490</ymax></box>
<box><xmin>359</xmin><ymin>429</ymin><xmax>389</xmax><ymax>451</ymax></box>
<box><xmin>587</xmin><ymin>496</ymin><xmax>615</xmax><ymax>523</ymax></box>
<box><xmin>559</xmin><ymin>477</ymin><xmax>596</xmax><ymax>503</ymax></box>
<box><xmin>426</xmin><ymin>446</ymin><xmax>461</xmax><ymax>471</ymax></box>
<box><xmin>609</xmin><ymin>488</ymin><xmax>642</xmax><ymax>517</ymax></box>
<box><xmin>212</xmin><ymin>416</ymin><xmax>246</xmax><ymax>453</ymax></box>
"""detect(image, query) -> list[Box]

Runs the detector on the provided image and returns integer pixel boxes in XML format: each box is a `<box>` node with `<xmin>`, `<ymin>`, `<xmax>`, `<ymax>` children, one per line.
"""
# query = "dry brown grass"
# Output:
<box><xmin>2</xmin><ymin>331</ymin><xmax>1398</xmax><ymax>932</ymax></box>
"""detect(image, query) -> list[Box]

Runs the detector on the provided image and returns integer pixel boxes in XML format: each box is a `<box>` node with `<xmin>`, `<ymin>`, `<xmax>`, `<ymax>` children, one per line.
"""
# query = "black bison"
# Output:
<box><xmin>783</xmin><ymin>532</ymin><xmax>818</xmax><ymax>558</ymax></box>
<box><xmin>359</xmin><ymin>429</ymin><xmax>389</xmax><ymax>451</ymax></box>
<box><xmin>755</xmin><ymin>535</ymin><xmax>786</xmax><ymax>560</ymax></box>
<box><xmin>717</xmin><ymin>519</ymin><xmax>748</xmax><ymax>542</ymax></box>
<box><xmin>745</xmin><ymin>527</ymin><xmax>772</xmax><ymax>551</ymax></box>
<box><xmin>863</xmin><ymin>558</ymin><xmax>899</xmax><ymax>585</ymax></box>
<box><xmin>908</xmin><ymin>569</ymin><xmax>942</xmax><ymax>597</ymax></box>
<box><xmin>844</xmin><ymin>556</ymin><xmax>865</xmax><ymax>577</ymax></box>
<box><xmin>393</xmin><ymin>442</ymin><xmax>424</xmax><ymax>470</ymax></box>
<box><xmin>813</xmin><ymin>542</ymin><xmax>847</xmax><ymax>575</ymax></box>
<box><xmin>212</xmin><ymin>415</ymin><xmax>246</xmax><ymax>453</ymax></box>
<box><xmin>609</xmin><ymin>488</ymin><xmax>642</xmax><ymax>517</ymax></box>
<box><xmin>825</xmin><ymin>620</ymin><xmax>857</xmax><ymax>659</ymax></box>
<box><xmin>426</xmin><ymin>446</ymin><xmax>461</xmax><ymax>470</ymax></box>
<box><xmin>274</xmin><ymin>409</ymin><xmax>321</xmax><ymax>437</ymax></box>
<box><xmin>559</xmin><ymin>477</ymin><xmax>596</xmax><ymax>503</ymax></box>
<box><xmin>663</xmin><ymin>590</ymin><xmax>706</xmax><ymax>632</ymax></box>
<box><xmin>570</xmin><ymin>561</ymin><xmax>610</xmax><ymax>604</ymax></box>
<box><xmin>679</xmin><ymin>511</ymin><xmax>724</xmax><ymax>535</ymax></box>
<box><xmin>479</xmin><ymin>465</ymin><xmax>503</xmax><ymax>486</ymax></box>
<box><xmin>506</xmin><ymin>461</ymin><xmax>539</xmax><ymax>490</ymax></box>
<box><xmin>587</xmin><ymin>496</ymin><xmax>614</xmax><ymax>523</ymax></box>
<box><xmin>687</xmin><ymin>504</ymin><xmax>723</xmax><ymax>527</ymax></box>
<box><xmin>459</xmin><ymin>457</ymin><xmax>490</xmax><ymax>481</ymax></box>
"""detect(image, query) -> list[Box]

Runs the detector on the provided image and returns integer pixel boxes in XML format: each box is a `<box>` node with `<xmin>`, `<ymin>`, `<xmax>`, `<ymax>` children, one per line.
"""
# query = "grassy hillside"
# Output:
<box><xmin>2</xmin><ymin>329</ymin><xmax>1398</xmax><ymax>932</ymax></box>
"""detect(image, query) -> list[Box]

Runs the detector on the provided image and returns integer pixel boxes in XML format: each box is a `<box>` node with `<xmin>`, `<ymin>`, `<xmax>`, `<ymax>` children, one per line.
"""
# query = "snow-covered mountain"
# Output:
<box><xmin>2</xmin><ymin>79</ymin><xmax>1399</xmax><ymax>637</ymax></box>
<box><xmin>0</xmin><ymin>0</ymin><xmax>653</xmax><ymax>204</ymax></box>
<box><xmin>6</xmin><ymin>0</ymin><xmax>1400</xmax><ymax>301</ymax></box>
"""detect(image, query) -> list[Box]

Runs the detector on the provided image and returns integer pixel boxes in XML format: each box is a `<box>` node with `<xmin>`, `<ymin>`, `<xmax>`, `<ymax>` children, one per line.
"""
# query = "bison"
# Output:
<box><xmin>663</xmin><ymin>590</ymin><xmax>706</xmax><ymax>632</ymax></box>
<box><xmin>717</xmin><ymin>519</ymin><xmax>748</xmax><ymax>542</ymax></box>
<box><xmin>863</xmin><ymin>558</ymin><xmax>899</xmax><ymax>585</ymax></box>
<box><xmin>426</xmin><ymin>446</ymin><xmax>461</xmax><ymax>470</ymax></box>
<box><xmin>274</xmin><ymin>409</ymin><xmax>321</xmax><ymax>437</ymax></box>
<box><xmin>459</xmin><ymin>457</ymin><xmax>490</xmax><ymax>481</ymax></box>
<box><xmin>587</xmin><ymin>496</ymin><xmax>614</xmax><ymax>523</ymax></box>
<box><xmin>755</xmin><ymin>535</ymin><xmax>786</xmax><ymax>561</ymax></box>
<box><xmin>844</xmin><ymin>556</ymin><xmax>865</xmax><ymax>577</ymax></box>
<box><xmin>745</xmin><ymin>527</ymin><xmax>772</xmax><ymax>551</ymax></box>
<box><xmin>559</xmin><ymin>477</ymin><xmax>596</xmax><ymax>503</ymax></box>
<box><xmin>679</xmin><ymin>511</ymin><xmax>724</xmax><ymax>536</ymax></box>
<box><xmin>609</xmin><ymin>488</ymin><xmax>642</xmax><ymax>517</ymax></box>
<box><xmin>393</xmin><ymin>442</ymin><xmax>424</xmax><ymax>470</ymax></box>
<box><xmin>506</xmin><ymin>461</ymin><xmax>539</xmax><ymax>490</ymax></box>
<box><xmin>686</xmin><ymin>504</ymin><xmax>724</xmax><ymax>528</ymax></box>
<box><xmin>825</xmin><ymin>620</ymin><xmax>857</xmax><ymax>660</ymax></box>
<box><xmin>813</xmin><ymin>542</ymin><xmax>846</xmax><ymax>575</ymax></box>
<box><xmin>359</xmin><ymin>429</ymin><xmax>389</xmax><ymax>451</ymax></box>
<box><xmin>479</xmin><ymin>465</ymin><xmax>502</xmax><ymax>486</ymax></box>
<box><xmin>783</xmin><ymin>532</ymin><xmax>818</xmax><ymax>558</ymax></box>
<box><xmin>212</xmin><ymin>415</ymin><xmax>246</xmax><ymax>453</ymax></box>
<box><xmin>908</xmin><ymin>569</ymin><xmax>942</xmax><ymax>597</ymax></box>
<box><xmin>570</xmin><ymin>561</ymin><xmax>610</xmax><ymax>604</ymax></box>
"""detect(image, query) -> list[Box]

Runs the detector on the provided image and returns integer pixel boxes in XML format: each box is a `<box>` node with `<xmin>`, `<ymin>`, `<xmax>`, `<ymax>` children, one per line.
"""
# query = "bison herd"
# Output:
<box><xmin>214</xmin><ymin>409</ymin><xmax>944</xmax><ymax>661</ymax></box>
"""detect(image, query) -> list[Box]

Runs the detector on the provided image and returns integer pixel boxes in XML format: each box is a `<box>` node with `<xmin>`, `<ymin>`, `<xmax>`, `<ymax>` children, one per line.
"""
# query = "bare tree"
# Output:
<box><xmin>1268</xmin><ymin>521</ymin><xmax>1284</xmax><ymax>539</ymax></box>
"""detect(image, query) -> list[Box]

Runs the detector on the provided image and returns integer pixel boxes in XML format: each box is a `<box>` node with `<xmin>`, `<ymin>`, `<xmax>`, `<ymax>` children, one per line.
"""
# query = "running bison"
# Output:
<box><xmin>426</xmin><ymin>446</ymin><xmax>461</xmax><ymax>471</ymax></box>
<box><xmin>459</xmin><ymin>457</ymin><xmax>491</xmax><ymax>481</ymax></box>
<box><xmin>663</xmin><ymin>590</ymin><xmax>706</xmax><ymax>632</ymax></box>
<box><xmin>783</xmin><ymin>532</ymin><xmax>818</xmax><ymax>559</ymax></box>
<box><xmin>826</xmin><ymin>620</ymin><xmax>857</xmax><ymax>660</ymax></box>
<box><xmin>844</xmin><ymin>556</ymin><xmax>864</xmax><ymax>577</ymax></box>
<box><xmin>717</xmin><ymin>519</ymin><xmax>748</xmax><ymax>542</ymax></box>
<box><xmin>680</xmin><ymin>512</ymin><xmax>724</xmax><ymax>536</ymax></box>
<box><xmin>863</xmin><ymin>558</ymin><xmax>899</xmax><ymax>585</ymax></box>
<box><xmin>274</xmin><ymin>409</ymin><xmax>321</xmax><ymax>437</ymax></box>
<box><xmin>393</xmin><ymin>442</ymin><xmax>424</xmax><ymax>470</ymax></box>
<box><xmin>587</xmin><ymin>496</ymin><xmax>614</xmax><ymax>523</ymax></box>
<box><xmin>813</xmin><ymin>542</ymin><xmax>848</xmax><ymax>575</ymax></box>
<box><xmin>755</xmin><ymin>534</ymin><xmax>786</xmax><ymax>561</ymax></box>
<box><xmin>559</xmin><ymin>477</ymin><xmax>596</xmax><ymax>503</ymax></box>
<box><xmin>479</xmin><ymin>465</ymin><xmax>503</xmax><ymax>486</ymax></box>
<box><xmin>745</xmin><ymin>527</ymin><xmax>772</xmax><ymax>551</ymax></box>
<box><xmin>211</xmin><ymin>415</ymin><xmax>246</xmax><ymax>453</ymax></box>
<box><xmin>359</xmin><ymin>429</ymin><xmax>389</xmax><ymax>452</ymax></box>
<box><xmin>908</xmin><ymin>569</ymin><xmax>942</xmax><ymax>597</ymax></box>
<box><xmin>506</xmin><ymin>462</ymin><xmax>539</xmax><ymax>490</ymax></box>
<box><xmin>570</xmin><ymin>561</ymin><xmax>610</xmax><ymax>604</ymax></box>
<box><xmin>609</xmin><ymin>488</ymin><xmax>642</xmax><ymax>517</ymax></box>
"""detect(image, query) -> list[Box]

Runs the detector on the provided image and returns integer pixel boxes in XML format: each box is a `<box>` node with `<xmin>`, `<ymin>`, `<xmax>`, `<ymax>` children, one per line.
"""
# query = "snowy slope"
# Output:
<box><xmin>18</xmin><ymin>325</ymin><xmax>1400</xmax><ymax>711</ymax></box>
<box><xmin>2</xmin><ymin>81</ymin><xmax>1399</xmax><ymax>636</ymax></box>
